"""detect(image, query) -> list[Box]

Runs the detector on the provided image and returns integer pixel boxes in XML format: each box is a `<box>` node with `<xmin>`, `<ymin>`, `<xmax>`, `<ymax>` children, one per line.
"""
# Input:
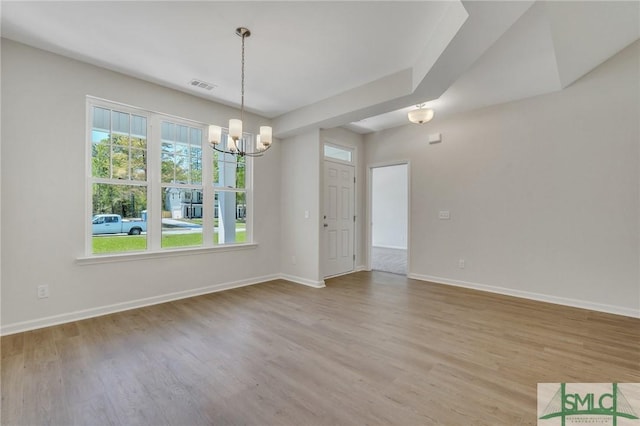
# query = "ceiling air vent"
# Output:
<box><xmin>189</xmin><ymin>79</ymin><xmax>216</xmax><ymax>91</ymax></box>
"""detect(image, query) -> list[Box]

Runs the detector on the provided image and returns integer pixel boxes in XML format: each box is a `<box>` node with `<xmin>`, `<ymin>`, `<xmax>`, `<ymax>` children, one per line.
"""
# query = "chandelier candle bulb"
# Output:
<box><xmin>208</xmin><ymin>125</ymin><xmax>221</xmax><ymax>145</ymax></box>
<box><xmin>227</xmin><ymin>135</ymin><xmax>237</xmax><ymax>152</ymax></box>
<box><xmin>229</xmin><ymin>119</ymin><xmax>242</xmax><ymax>140</ymax></box>
<box><xmin>260</xmin><ymin>126</ymin><xmax>272</xmax><ymax>146</ymax></box>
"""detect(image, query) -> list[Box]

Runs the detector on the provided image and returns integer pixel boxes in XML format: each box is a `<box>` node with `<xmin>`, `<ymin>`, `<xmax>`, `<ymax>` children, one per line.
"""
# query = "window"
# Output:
<box><xmin>324</xmin><ymin>143</ymin><xmax>353</xmax><ymax>163</ymax></box>
<box><xmin>213</xmin><ymin>134</ymin><xmax>247</xmax><ymax>244</ymax></box>
<box><xmin>91</xmin><ymin>106</ymin><xmax>148</xmax><ymax>253</ymax></box>
<box><xmin>161</xmin><ymin>121</ymin><xmax>203</xmax><ymax>249</ymax></box>
<box><xmin>88</xmin><ymin>98</ymin><xmax>252</xmax><ymax>255</ymax></box>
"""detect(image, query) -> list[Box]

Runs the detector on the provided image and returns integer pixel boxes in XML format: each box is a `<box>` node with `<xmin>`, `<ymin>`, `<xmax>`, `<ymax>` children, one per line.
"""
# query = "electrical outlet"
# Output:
<box><xmin>459</xmin><ymin>259</ymin><xmax>465</xmax><ymax>269</ymax></box>
<box><xmin>37</xmin><ymin>284</ymin><xmax>49</xmax><ymax>299</ymax></box>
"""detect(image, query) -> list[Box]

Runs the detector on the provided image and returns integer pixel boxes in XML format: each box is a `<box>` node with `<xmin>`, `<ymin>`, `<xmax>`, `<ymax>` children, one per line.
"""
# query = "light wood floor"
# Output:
<box><xmin>2</xmin><ymin>271</ymin><xmax>639</xmax><ymax>425</ymax></box>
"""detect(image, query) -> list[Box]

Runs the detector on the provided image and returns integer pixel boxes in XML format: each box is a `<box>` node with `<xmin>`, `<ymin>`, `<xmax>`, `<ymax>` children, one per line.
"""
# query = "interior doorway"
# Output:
<box><xmin>370</xmin><ymin>164</ymin><xmax>408</xmax><ymax>275</ymax></box>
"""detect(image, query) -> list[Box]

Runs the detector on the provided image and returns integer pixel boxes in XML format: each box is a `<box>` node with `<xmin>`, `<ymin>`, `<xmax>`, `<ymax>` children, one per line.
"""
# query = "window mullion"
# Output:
<box><xmin>147</xmin><ymin>118</ymin><xmax>162</xmax><ymax>251</ymax></box>
<box><xmin>246</xmin><ymin>156</ymin><xmax>253</xmax><ymax>242</ymax></box>
<box><xmin>202</xmin><ymin>134</ymin><xmax>214</xmax><ymax>247</ymax></box>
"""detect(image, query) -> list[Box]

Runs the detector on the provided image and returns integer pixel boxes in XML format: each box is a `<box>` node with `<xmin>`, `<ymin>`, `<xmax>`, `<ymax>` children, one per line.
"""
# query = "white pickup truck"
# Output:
<box><xmin>92</xmin><ymin>214</ymin><xmax>146</xmax><ymax>235</ymax></box>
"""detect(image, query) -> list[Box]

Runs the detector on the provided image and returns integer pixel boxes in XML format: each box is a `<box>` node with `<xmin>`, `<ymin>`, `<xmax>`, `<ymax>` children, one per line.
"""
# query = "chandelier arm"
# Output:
<box><xmin>242</xmin><ymin>151</ymin><xmax>264</xmax><ymax>158</ymax></box>
<box><xmin>210</xmin><ymin>145</ymin><xmax>268</xmax><ymax>157</ymax></box>
<box><xmin>247</xmin><ymin>143</ymin><xmax>272</xmax><ymax>157</ymax></box>
<box><xmin>209</xmin><ymin>140</ymin><xmax>271</xmax><ymax>158</ymax></box>
<box><xmin>211</xmin><ymin>145</ymin><xmax>228</xmax><ymax>155</ymax></box>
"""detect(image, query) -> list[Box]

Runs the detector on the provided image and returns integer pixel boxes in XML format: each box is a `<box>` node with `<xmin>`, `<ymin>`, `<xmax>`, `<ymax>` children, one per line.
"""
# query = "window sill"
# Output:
<box><xmin>76</xmin><ymin>243</ymin><xmax>258</xmax><ymax>265</ymax></box>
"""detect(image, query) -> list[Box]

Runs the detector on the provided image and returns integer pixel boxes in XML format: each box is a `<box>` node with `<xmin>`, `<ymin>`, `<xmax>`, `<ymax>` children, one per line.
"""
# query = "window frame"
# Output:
<box><xmin>212</xmin><ymin>132</ymin><xmax>251</xmax><ymax>245</ymax></box>
<box><xmin>85</xmin><ymin>97</ymin><xmax>254</xmax><ymax>258</ymax></box>
<box><xmin>323</xmin><ymin>142</ymin><xmax>354</xmax><ymax>164</ymax></box>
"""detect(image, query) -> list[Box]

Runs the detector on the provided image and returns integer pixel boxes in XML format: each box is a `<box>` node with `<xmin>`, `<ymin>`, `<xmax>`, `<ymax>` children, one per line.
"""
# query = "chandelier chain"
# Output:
<box><xmin>240</xmin><ymin>31</ymin><xmax>245</xmax><ymax>123</ymax></box>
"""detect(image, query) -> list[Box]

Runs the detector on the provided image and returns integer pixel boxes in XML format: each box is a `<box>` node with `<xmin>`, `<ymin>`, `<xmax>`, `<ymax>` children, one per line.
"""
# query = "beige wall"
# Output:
<box><xmin>365</xmin><ymin>41</ymin><xmax>640</xmax><ymax>316</ymax></box>
<box><xmin>279</xmin><ymin>129</ymin><xmax>323</xmax><ymax>286</ymax></box>
<box><xmin>1</xmin><ymin>39</ymin><xmax>282</xmax><ymax>332</ymax></box>
<box><xmin>279</xmin><ymin>127</ymin><xmax>365</xmax><ymax>283</ymax></box>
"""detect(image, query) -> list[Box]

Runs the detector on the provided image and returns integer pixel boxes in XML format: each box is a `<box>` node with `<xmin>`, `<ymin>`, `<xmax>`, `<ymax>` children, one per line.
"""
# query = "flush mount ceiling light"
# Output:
<box><xmin>208</xmin><ymin>27</ymin><xmax>273</xmax><ymax>157</ymax></box>
<box><xmin>408</xmin><ymin>103</ymin><xmax>435</xmax><ymax>124</ymax></box>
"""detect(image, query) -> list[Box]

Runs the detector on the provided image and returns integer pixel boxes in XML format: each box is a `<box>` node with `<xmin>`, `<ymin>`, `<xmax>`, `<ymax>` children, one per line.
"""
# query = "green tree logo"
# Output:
<box><xmin>539</xmin><ymin>383</ymin><xmax>639</xmax><ymax>425</ymax></box>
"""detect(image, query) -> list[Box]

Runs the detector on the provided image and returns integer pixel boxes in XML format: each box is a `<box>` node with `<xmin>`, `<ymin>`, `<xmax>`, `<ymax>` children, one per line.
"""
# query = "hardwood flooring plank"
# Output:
<box><xmin>2</xmin><ymin>271</ymin><xmax>639</xmax><ymax>425</ymax></box>
<box><xmin>1</xmin><ymin>333</ymin><xmax>24</xmax><ymax>360</ymax></box>
<box><xmin>67</xmin><ymin>394</ymin><xmax>121</xmax><ymax>426</ymax></box>
<box><xmin>1</xmin><ymin>355</ymin><xmax>24</xmax><ymax>426</ymax></box>
<box><xmin>20</xmin><ymin>359</ymin><xmax>69</xmax><ymax>425</ymax></box>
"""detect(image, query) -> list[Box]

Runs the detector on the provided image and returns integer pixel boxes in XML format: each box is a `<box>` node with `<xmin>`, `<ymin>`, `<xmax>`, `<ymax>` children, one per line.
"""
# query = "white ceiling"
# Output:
<box><xmin>2</xmin><ymin>1</ymin><xmax>639</xmax><ymax>137</ymax></box>
<box><xmin>345</xmin><ymin>1</ymin><xmax>640</xmax><ymax>133</ymax></box>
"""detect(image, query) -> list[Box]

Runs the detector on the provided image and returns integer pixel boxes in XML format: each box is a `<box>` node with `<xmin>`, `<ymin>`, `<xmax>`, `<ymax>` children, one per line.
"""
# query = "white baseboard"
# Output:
<box><xmin>279</xmin><ymin>274</ymin><xmax>326</xmax><ymax>288</ymax></box>
<box><xmin>408</xmin><ymin>273</ymin><xmax>640</xmax><ymax>319</ymax></box>
<box><xmin>0</xmin><ymin>274</ymin><xmax>280</xmax><ymax>336</ymax></box>
<box><xmin>8</xmin><ymin>270</ymin><xmax>633</xmax><ymax>336</ymax></box>
<box><xmin>355</xmin><ymin>264</ymin><xmax>367</xmax><ymax>272</ymax></box>
<box><xmin>372</xmin><ymin>245</ymin><xmax>407</xmax><ymax>250</ymax></box>
<box><xmin>1</xmin><ymin>272</ymin><xmax>329</xmax><ymax>336</ymax></box>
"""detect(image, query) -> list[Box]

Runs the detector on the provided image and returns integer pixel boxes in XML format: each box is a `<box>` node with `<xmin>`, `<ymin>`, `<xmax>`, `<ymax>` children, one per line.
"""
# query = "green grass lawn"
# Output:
<box><xmin>93</xmin><ymin>235</ymin><xmax>147</xmax><ymax>253</ymax></box>
<box><xmin>93</xmin><ymin>231</ymin><xmax>246</xmax><ymax>254</ymax></box>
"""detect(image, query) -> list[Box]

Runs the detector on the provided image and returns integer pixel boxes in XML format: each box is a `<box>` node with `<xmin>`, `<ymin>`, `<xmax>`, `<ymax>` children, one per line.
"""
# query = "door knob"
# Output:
<box><xmin>323</xmin><ymin>224</ymin><xmax>328</xmax><ymax>227</ymax></box>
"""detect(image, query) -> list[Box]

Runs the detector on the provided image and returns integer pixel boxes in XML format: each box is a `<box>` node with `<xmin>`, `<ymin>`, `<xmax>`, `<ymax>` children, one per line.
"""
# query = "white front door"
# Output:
<box><xmin>323</xmin><ymin>160</ymin><xmax>355</xmax><ymax>277</ymax></box>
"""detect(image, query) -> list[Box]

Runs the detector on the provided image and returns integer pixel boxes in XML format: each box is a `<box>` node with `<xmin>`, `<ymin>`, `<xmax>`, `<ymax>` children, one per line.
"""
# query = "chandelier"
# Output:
<box><xmin>208</xmin><ymin>27</ymin><xmax>273</xmax><ymax>157</ymax></box>
<box><xmin>407</xmin><ymin>103</ymin><xmax>435</xmax><ymax>124</ymax></box>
